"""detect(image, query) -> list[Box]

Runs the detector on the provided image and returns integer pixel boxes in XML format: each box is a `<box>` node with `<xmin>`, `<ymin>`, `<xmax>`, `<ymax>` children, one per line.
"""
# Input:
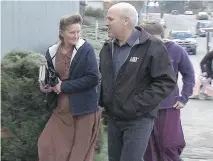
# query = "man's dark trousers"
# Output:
<box><xmin>108</xmin><ymin>116</ymin><xmax>154</xmax><ymax>161</ymax></box>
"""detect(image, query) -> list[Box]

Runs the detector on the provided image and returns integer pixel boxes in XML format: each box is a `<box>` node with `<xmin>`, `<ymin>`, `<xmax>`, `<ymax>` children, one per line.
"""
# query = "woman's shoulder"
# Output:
<box><xmin>45</xmin><ymin>41</ymin><xmax>61</xmax><ymax>58</ymax></box>
<box><xmin>79</xmin><ymin>40</ymin><xmax>96</xmax><ymax>56</ymax></box>
<box><xmin>81</xmin><ymin>40</ymin><xmax>94</xmax><ymax>51</ymax></box>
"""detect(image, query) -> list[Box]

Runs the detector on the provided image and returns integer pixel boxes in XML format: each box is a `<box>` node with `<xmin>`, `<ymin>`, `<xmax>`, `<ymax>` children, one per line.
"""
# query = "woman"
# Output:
<box><xmin>141</xmin><ymin>22</ymin><xmax>195</xmax><ymax>161</ymax></box>
<box><xmin>190</xmin><ymin>50</ymin><xmax>213</xmax><ymax>99</ymax></box>
<box><xmin>38</xmin><ymin>14</ymin><xmax>100</xmax><ymax>161</ymax></box>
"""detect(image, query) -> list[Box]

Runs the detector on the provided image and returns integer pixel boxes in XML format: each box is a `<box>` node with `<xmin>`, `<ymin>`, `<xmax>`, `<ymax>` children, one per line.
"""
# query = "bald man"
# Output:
<box><xmin>98</xmin><ymin>3</ymin><xmax>176</xmax><ymax>161</ymax></box>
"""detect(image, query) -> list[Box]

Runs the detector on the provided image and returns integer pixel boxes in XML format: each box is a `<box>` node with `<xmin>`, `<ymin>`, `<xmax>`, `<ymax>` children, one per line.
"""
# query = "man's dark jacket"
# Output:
<box><xmin>99</xmin><ymin>27</ymin><xmax>176</xmax><ymax>120</ymax></box>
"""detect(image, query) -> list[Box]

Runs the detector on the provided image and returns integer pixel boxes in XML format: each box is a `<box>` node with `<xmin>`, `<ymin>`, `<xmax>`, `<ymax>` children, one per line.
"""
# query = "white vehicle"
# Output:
<box><xmin>196</xmin><ymin>21</ymin><xmax>213</xmax><ymax>37</ymax></box>
<box><xmin>197</xmin><ymin>12</ymin><xmax>209</xmax><ymax>20</ymax></box>
<box><xmin>184</xmin><ymin>11</ymin><xmax>193</xmax><ymax>15</ymax></box>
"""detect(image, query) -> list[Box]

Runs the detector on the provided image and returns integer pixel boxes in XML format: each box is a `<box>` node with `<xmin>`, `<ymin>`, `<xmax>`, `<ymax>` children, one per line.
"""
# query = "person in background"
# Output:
<box><xmin>190</xmin><ymin>50</ymin><xmax>213</xmax><ymax>99</ymax></box>
<box><xmin>99</xmin><ymin>3</ymin><xmax>176</xmax><ymax>161</ymax></box>
<box><xmin>142</xmin><ymin>22</ymin><xmax>195</xmax><ymax>161</ymax></box>
<box><xmin>38</xmin><ymin>14</ymin><xmax>100</xmax><ymax>161</ymax></box>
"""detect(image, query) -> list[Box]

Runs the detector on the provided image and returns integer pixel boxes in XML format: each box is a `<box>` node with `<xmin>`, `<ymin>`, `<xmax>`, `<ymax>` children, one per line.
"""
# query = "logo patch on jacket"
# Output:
<box><xmin>129</xmin><ymin>57</ymin><xmax>139</xmax><ymax>62</ymax></box>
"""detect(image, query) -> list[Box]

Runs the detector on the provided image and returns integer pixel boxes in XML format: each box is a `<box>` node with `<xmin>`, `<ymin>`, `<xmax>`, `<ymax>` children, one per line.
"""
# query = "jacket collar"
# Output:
<box><xmin>105</xmin><ymin>26</ymin><xmax>150</xmax><ymax>46</ymax></box>
<box><xmin>48</xmin><ymin>38</ymin><xmax>85</xmax><ymax>68</ymax></box>
<box><xmin>48</xmin><ymin>38</ymin><xmax>85</xmax><ymax>59</ymax></box>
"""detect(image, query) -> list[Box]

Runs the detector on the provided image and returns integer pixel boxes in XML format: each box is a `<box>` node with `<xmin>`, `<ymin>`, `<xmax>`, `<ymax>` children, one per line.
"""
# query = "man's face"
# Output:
<box><xmin>106</xmin><ymin>8</ymin><xmax>125</xmax><ymax>39</ymax></box>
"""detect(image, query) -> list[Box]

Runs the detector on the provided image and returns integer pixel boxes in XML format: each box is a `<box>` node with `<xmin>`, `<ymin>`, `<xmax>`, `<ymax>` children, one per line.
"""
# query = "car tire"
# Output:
<box><xmin>192</xmin><ymin>49</ymin><xmax>197</xmax><ymax>55</ymax></box>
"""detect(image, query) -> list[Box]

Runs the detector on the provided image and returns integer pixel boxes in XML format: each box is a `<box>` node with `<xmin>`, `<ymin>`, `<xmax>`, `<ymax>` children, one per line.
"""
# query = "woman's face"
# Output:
<box><xmin>60</xmin><ymin>23</ymin><xmax>81</xmax><ymax>45</ymax></box>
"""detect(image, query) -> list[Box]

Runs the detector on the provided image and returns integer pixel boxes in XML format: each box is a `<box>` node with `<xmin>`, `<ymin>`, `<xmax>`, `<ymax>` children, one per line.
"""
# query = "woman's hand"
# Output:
<box><xmin>207</xmin><ymin>77</ymin><xmax>212</xmax><ymax>83</ymax></box>
<box><xmin>53</xmin><ymin>78</ymin><xmax>62</xmax><ymax>94</ymax></box>
<box><xmin>39</xmin><ymin>84</ymin><xmax>53</xmax><ymax>93</ymax></box>
<box><xmin>201</xmin><ymin>72</ymin><xmax>207</xmax><ymax>77</ymax></box>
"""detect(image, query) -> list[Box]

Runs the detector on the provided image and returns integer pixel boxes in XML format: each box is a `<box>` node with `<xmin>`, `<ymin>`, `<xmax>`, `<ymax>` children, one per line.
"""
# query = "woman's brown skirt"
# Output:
<box><xmin>38</xmin><ymin>110</ymin><xmax>100</xmax><ymax>161</ymax></box>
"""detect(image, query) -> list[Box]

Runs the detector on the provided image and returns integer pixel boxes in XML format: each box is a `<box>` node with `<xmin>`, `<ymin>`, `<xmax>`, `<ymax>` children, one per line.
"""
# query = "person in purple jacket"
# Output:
<box><xmin>142</xmin><ymin>22</ymin><xmax>195</xmax><ymax>161</ymax></box>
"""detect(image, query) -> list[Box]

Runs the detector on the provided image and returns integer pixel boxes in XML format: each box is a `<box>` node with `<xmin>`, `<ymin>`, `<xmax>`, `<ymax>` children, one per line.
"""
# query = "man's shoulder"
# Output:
<box><xmin>148</xmin><ymin>35</ymin><xmax>164</xmax><ymax>47</ymax></box>
<box><xmin>103</xmin><ymin>39</ymin><xmax>113</xmax><ymax>46</ymax></box>
<box><xmin>147</xmin><ymin>36</ymin><xmax>167</xmax><ymax>54</ymax></box>
<box><xmin>99</xmin><ymin>39</ymin><xmax>112</xmax><ymax>56</ymax></box>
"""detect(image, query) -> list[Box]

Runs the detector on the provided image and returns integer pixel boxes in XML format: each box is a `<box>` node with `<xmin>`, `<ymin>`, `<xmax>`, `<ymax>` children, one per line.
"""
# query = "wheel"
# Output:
<box><xmin>192</xmin><ymin>49</ymin><xmax>197</xmax><ymax>55</ymax></box>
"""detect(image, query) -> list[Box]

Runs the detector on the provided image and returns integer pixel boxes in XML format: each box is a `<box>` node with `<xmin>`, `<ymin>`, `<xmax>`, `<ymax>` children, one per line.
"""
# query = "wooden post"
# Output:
<box><xmin>95</xmin><ymin>20</ymin><xmax>99</xmax><ymax>40</ymax></box>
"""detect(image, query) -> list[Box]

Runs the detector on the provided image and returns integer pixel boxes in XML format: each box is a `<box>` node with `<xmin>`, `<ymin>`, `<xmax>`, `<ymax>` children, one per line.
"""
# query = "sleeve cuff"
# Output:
<box><xmin>177</xmin><ymin>95</ymin><xmax>188</xmax><ymax>105</ymax></box>
<box><xmin>61</xmin><ymin>81</ymin><xmax>67</xmax><ymax>93</ymax></box>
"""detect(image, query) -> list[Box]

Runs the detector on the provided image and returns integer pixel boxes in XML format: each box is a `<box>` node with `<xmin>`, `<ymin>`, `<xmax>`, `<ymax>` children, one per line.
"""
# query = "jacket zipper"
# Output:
<box><xmin>111</xmin><ymin>41</ymin><xmax>139</xmax><ymax>94</ymax></box>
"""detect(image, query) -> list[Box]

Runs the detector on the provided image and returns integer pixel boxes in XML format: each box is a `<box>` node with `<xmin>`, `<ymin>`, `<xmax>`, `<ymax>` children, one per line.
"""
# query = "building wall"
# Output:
<box><xmin>1</xmin><ymin>1</ymin><xmax>79</xmax><ymax>56</ymax></box>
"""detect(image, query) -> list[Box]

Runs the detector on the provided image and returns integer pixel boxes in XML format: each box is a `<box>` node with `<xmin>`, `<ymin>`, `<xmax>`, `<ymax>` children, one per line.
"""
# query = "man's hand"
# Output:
<box><xmin>173</xmin><ymin>101</ymin><xmax>185</xmax><ymax>109</ymax></box>
<box><xmin>207</xmin><ymin>77</ymin><xmax>212</xmax><ymax>83</ymax></box>
<box><xmin>53</xmin><ymin>78</ymin><xmax>62</xmax><ymax>94</ymax></box>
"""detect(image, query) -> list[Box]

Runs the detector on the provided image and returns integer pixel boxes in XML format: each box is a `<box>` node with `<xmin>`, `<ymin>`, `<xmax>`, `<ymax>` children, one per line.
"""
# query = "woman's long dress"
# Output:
<box><xmin>38</xmin><ymin>47</ymin><xmax>100</xmax><ymax>161</ymax></box>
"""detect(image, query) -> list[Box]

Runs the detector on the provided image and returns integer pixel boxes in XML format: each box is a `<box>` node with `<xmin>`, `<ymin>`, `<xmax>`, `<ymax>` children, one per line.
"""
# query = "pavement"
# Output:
<box><xmin>181</xmin><ymin>100</ymin><xmax>213</xmax><ymax>161</ymax></box>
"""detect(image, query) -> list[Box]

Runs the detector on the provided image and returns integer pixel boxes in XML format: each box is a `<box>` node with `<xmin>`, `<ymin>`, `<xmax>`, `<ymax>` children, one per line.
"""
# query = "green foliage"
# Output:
<box><xmin>94</xmin><ymin>124</ymin><xmax>108</xmax><ymax>161</ymax></box>
<box><xmin>1</xmin><ymin>23</ymin><xmax>109</xmax><ymax>161</ymax></box>
<box><xmin>1</xmin><ymin>51</ymin><xmax>51</xmax><ymax>161</ymax></box>
<box><xmin>85</xmin><ymin>7</ymin><xmax>104</xmax><ymax>18</ymax></box>
<box><xmin>82</xmin><ymin>24</ymin><xmax>108</xmax><ymax>56</ymax></box>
